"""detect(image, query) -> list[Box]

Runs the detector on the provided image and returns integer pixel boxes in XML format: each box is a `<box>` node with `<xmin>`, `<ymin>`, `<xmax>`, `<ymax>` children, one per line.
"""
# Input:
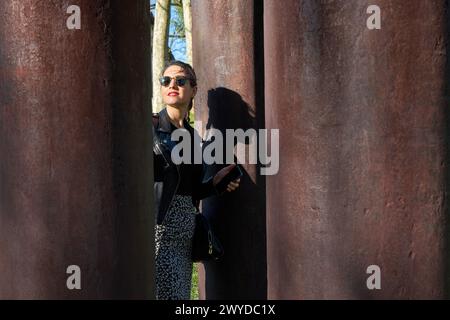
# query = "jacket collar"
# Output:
<box><xmin>157</xmin><ymin>107</ymin><xmax>193</xmax><ymax>134</ymax></box>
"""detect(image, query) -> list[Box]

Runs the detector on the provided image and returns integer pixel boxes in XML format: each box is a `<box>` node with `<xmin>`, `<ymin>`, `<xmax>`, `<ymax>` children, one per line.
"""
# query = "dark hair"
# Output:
<box><xmin>161</xmin><ymin>60</ymin><xmax>197</xmax><ymax>87</ymax></box>
<box><xmin>162</xmin><ymin>60</ymin><xmax>197</xmax><ymax>114</ymax></box>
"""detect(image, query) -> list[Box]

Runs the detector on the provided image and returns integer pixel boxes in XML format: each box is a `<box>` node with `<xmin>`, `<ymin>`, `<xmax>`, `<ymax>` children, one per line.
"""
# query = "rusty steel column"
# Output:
<box><xmin>192</xmin><ymin>0</ymin><xmax>266</xmax><ymax>299</ymax></box>
<box><xmin>0</xmin><ymin>0</ymin><xmax>154</xmax><ymax>299</ymax></box>
<box><xmin>265</xmin><ymin>0</ymin><xmax>449</xmax><ymax>299</ymax></box>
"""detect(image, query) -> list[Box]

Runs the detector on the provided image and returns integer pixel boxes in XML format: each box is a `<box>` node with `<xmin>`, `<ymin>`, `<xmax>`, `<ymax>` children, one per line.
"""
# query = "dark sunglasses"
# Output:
<box><xmin>159</xmin><ymin>76</ymin><xmax>193</xmax><ymax>87</ymax></box>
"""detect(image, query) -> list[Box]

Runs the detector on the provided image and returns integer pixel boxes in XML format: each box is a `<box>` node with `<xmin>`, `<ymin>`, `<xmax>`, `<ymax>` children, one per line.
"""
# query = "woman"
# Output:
<box><xmin>153</xmin><ymin>60</ymin><xmax>240</xmax><ymax>300</ymax></box>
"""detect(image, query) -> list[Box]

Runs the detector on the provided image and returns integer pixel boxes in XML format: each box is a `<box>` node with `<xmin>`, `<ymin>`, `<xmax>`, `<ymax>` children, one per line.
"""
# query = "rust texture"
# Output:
<box><xmin>0</xmin><ymin>0</ymin><xmax>154</xmax><ymax>299</ymax></box>
<box><xmin>192</xmin><ymin>0</ymin><xmax>267</xmax><ymax>299</ymax></box>
<box><xmin>265</xmin><ymin>0</ymin><xmax>449</xmax><ymax>299</ymax></box>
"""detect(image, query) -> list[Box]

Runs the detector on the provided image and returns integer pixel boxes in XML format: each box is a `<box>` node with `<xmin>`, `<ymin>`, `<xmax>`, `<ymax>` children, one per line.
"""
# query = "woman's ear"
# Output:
<box><xmin>192</xmin><ymin>86</ymin><xmax>197</xmax><ymax>98</ymax></box>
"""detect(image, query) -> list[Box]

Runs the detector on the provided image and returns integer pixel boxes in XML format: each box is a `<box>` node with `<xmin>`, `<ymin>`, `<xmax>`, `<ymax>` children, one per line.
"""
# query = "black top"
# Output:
<box><xmin>153</xmin><ymin>108</ymin><xmax>216</xmax><ymax>224</ymax></box>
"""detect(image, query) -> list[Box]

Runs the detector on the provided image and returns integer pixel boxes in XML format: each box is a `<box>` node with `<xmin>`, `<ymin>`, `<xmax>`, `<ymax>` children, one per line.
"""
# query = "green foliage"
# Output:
<box><xmin>191</xmin><ymin>263</ymin><xmax>199</xmax><ymax>300</ymax></box>
<box><xmin>188</xmin><ymin>109</ymin><xmax>195</xmax><ymax>126</ymax></box>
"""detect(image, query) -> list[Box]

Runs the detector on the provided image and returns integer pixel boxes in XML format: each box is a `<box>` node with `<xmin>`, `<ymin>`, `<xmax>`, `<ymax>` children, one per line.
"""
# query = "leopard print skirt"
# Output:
<box><xmin>155</xmin><ymin>195</ymin><xmax>197</xmax><ymax>300</ymax></box>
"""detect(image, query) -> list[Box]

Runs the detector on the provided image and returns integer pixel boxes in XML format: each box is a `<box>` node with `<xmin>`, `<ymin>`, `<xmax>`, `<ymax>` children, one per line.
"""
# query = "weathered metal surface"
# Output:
<box><xmin>192</xmin><ymin>0</ymin><xmax>267</xmax><ymax>299</ymax></box>
<box><xmin>0</xmin><ymin>0</ymin><xmax>154</xmax><ymax>299</ymax></box>
<box><xmin>264</xmin><ymin>0</ymin><xmax>448</xmax><ymax>299</ymax></box>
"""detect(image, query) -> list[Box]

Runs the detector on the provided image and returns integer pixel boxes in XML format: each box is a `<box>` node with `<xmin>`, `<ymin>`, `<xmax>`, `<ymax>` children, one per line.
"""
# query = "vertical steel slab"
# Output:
<box><xmin>0</xmin><ymin>0</ymin><xmax>154</xmax><ymax>299</ymax></box>
<box><xmin>192</xmin><ymin>0</ymin><xmax>267</xmax><ymax>299</ymax></box>
<box><xmin>265</xmin><ymin>0</ymin><xmax>448</xmax><ymax>299</ymax></box>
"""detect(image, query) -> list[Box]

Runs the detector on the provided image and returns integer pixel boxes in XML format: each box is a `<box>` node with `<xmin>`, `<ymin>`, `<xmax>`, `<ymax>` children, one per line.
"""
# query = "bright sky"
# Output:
<box><xmin>150</xmin><ymin>0</ymin><xmax>187</xmax><ymax>62</ymax></box>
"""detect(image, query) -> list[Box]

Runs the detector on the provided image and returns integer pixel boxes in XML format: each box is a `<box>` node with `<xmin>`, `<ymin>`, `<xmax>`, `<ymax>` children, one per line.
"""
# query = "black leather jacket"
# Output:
<box><xmin>153</xmin><ymin>108</ymin><xmax>217</xmax><ymax>225</ymax></box>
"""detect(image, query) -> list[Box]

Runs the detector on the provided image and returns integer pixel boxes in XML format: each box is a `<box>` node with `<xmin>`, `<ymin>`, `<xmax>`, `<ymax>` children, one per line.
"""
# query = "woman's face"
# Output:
<box><xmin>161</xmin><ymin>65</ymin><xmax>196</xmax><ymax>109</ymax></box>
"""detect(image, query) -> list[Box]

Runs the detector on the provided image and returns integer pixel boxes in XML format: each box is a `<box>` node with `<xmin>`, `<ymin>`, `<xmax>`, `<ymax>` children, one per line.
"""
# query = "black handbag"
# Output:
<box><xmin>192</xmin><ymin>213</ymin><xmax>224</xmax><ymax>262</ymax></box>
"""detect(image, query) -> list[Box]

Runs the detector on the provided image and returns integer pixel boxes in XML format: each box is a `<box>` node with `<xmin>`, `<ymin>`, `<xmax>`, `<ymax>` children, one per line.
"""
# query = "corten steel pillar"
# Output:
<box><xmin>192</xmin><ymin>0</ymin><xmax>266</xmax><ymax>299</ymax></box>
<box><xmin>265</xmin><ymin>0</ymin><xmax>449</xmax><ymax>299</ymax></box>
<box><xmin>0</xmin><ymin>1</ymin><xmax>154</xmax><ymax>299</ymax></box>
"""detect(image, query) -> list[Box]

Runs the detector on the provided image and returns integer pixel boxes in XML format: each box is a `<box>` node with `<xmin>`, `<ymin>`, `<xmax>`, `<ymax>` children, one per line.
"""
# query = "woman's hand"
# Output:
<box><xmin>213</xmin><ymin>164</ymin><xmax>241</xmax><ymax>193</ymax></box>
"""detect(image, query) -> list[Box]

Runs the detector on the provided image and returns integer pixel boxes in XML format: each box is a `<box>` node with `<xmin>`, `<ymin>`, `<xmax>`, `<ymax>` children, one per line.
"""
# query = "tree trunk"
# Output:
<box><xmin>152</xmin><ymin>0</ymin><xmax>171</xmax><ymax>113</ymax></box>
<box><xmin>182</xmin><ymin>0</ymin><xmax>193</xmax><ymax>66</ymax></box>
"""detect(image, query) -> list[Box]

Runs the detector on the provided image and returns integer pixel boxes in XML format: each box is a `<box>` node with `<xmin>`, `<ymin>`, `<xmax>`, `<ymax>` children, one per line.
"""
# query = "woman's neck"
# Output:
<box><xmin>166</xmin><ymin>106</ymin><xmax>187</xmax><ymax>128</ymax></box>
